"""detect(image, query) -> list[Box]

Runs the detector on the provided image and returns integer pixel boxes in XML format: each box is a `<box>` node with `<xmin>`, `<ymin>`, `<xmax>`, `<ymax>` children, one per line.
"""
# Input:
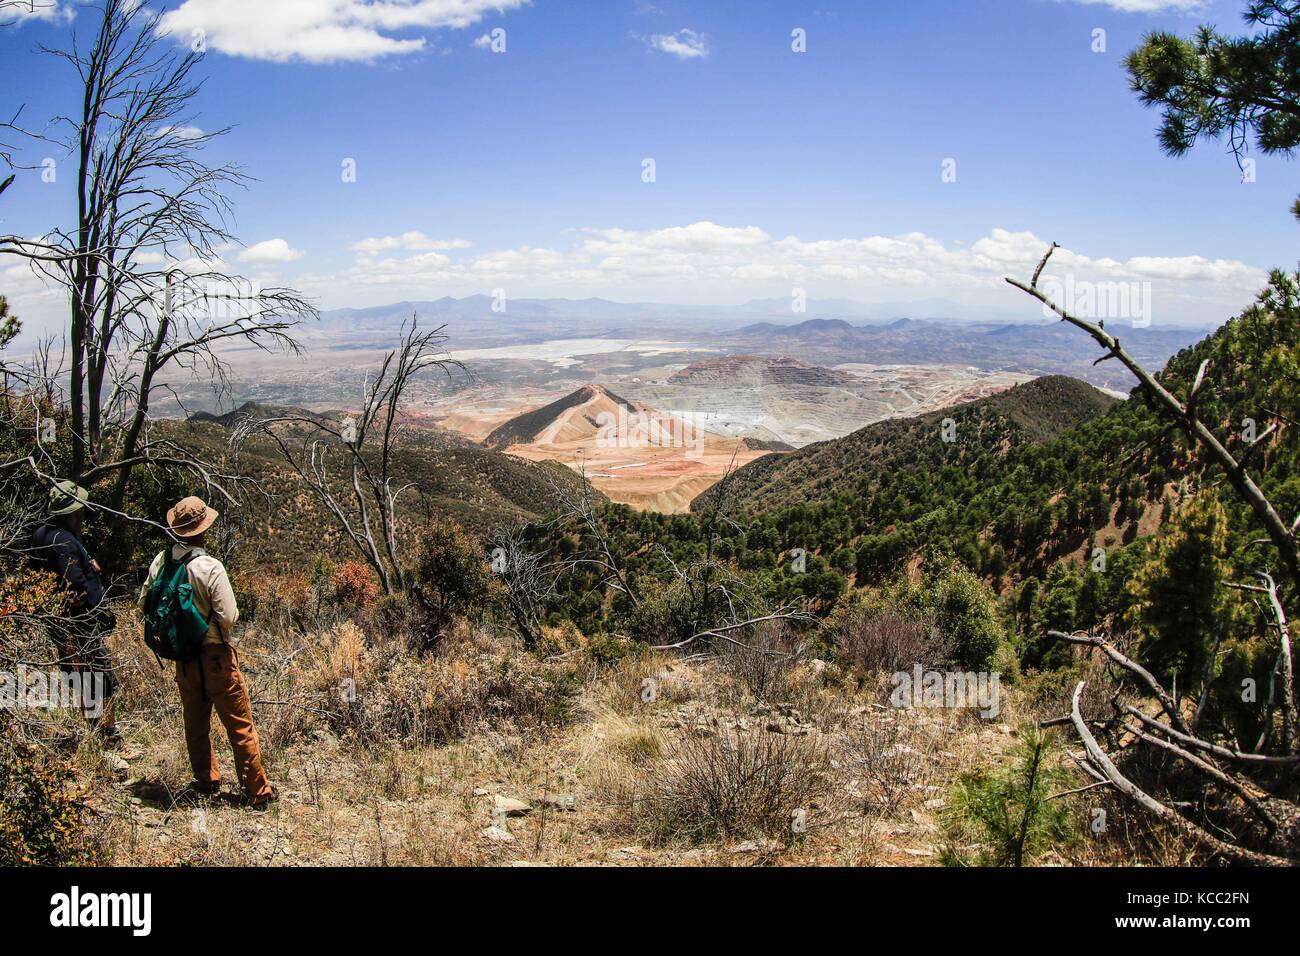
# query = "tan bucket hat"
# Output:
<box><xmin>166</xmin><ymin>495</ymin><xmax>219</xmax><ymax>538</ymax></box>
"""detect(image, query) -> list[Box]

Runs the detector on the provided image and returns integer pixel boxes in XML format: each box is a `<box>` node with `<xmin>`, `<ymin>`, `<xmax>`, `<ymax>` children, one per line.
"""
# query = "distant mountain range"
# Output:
<box><xmin>713</xmin><ymin>317</ymin><xmax>1203</xmax><ymax>391</ymax></box>
<box><xmin>319</xmin><ymin>295</ymin><xmax>1216</xmax><ymax>333</ymax></box>
<box><xmin>314</xmin><ymin>298</ymin><xmax>1206</xmax><ymax>391</ymax></box>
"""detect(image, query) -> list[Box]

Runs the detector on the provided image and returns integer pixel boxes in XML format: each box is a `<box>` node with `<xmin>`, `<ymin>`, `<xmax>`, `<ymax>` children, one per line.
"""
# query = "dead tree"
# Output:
<box><xmin>0</xmin><ymin>1</ymin><xmax>56</xmax><ymax>24</ymax></box>
<box><xmin>490</xmin><ymin>524</ymin><xmax>558</xmax><ymax>648</ymax></box>
<box><xmin>238</xmin><ymin>319</ymin><xmax>462</xmax><ymax>595</ymax></box>
<box><xmin>1009</xmin><ymin>244</ymin><xmax>1300</xmax><ymax>863</ymax></box>
<box><xmin>0</xmin><ymin>0</ymin><xmax>313</xmax><ymax>502</ymax></box>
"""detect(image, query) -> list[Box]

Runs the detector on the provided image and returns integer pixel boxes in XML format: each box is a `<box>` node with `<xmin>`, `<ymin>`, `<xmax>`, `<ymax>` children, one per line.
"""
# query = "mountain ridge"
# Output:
<box><xmin>692</xmin><ymin>375</ymin><xmax>1118</xmax><ymax>513</ymax></box>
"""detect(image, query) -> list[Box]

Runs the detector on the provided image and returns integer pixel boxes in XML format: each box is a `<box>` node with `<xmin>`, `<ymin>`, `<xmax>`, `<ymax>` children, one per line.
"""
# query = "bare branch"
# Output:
<box><xmin>1068</xmin><ymin>682</ymin><xmax>1292</xmax><ymax>866</ymax></box>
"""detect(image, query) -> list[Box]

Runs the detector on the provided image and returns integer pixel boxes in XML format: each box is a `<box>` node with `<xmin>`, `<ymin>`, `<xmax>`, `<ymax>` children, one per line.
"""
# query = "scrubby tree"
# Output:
<box><xmin>1127</xmin><ymin>493</ymin><xmax>1234</xmax><ymax>698</ymax></box>
<box><xmin>410</xmin><ymin>520</ymin><xmax>496</xmax><ymax>640</ymax></box>
<box><xmin>0</xmin><ymin>296</ymin><xmax>17</xmax><ymax>353</ymax></box>
<box><xmin>890</xmin><ymin>565</ymin><xmax>1004</xmax><ymax>671</ymax></box>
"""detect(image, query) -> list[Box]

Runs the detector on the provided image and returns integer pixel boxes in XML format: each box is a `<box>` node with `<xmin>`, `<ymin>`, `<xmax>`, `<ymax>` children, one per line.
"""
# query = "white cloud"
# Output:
<box><xmin>4</xmin><ymin>0</ymin><xmax>73</xmax><ymax>25</ymax></box>
<box><xmin>153</xmin><ymin>125</ymin><xmax>206</xmax><ymax>141</ymax></box>
<box><xmin>157</xmin><ymin>0</ymin><xmax>529</xmax><ymax>64</ymax></box>
<box><xmin>238</xmin><ymin>238</ymin><xmax>305</xmax><ymax>264</ymax></box>
<box><xmin>647</xmin><ymin>28</ymin><xmax>709</xmax><ymax>60</ymax></box>
<box><xmin>1125</xmin><ymin>255</ymin><xmax>1261</xmax><ymax>283</ymax></box>
<box><xmin>1</xmin><ymin>222</ymin><xmax>1269</xmax><ymax>336</ymax></box>
<box><xmin>336</xmin><ymin>220</ymin><xmax>1267</xmax><ymax>324</ymax></box>
<box><xmin>351</xmin><ymin>232</ymin><xmax>472</xmax><ymax>255</ymax></box>
<box><xmin>1060</xmin><ymin>0</ymin><xmax>1206</xmax><ymax>12</ymax></box>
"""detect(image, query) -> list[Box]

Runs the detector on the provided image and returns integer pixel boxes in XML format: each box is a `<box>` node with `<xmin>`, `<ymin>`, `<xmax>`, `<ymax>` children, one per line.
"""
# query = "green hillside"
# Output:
<box><xmin>154</xmin><ymin>413</ymin><xmax>599</xmax><ymax>568</ymax></box>
<box><xmin>537</xmin><ymin>277</ymin><xmax>1300</xmax><ymax>654</ymax></box>
<box><xmin>693</xmin><ymin>375</ymin><xmax>1118</xmax><ymax>514</ymax></box>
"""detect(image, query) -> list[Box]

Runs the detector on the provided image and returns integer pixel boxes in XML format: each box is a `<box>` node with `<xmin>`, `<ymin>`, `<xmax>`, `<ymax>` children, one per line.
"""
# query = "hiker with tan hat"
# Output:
<box><xmin>29</xmin><ymin>480</ymin><xmax>122</xmax><ymax>746</ymax></box>
<box><xmin>139</xmin><ymin>495</ymin><xmax>276</xmax><ymax>808</ymax></box>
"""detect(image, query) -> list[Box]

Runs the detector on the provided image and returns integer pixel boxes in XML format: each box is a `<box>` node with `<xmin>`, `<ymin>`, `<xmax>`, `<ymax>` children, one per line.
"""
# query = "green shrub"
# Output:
<box><xmin>939</xmin><ymin>725</ymin><xmax>1074</xmax><ymax>867</ymax></box>
<box><xmin>885</xmin><ymin>566</ymin><xmax>1004</xmax><ymax>671</ymax></box>
<box><xmin>408</xmin><ymin>519</ymin><xmax>497</xmax><ymax>643</ymax></box>
<box><xmin>0</xmin><ymin>717</ymin><xmax>102</xmax><ymax>866</ymax></box>
<box><xmin>929</xmin><ymin>567</ymin><xmax>1003</xmax><ymax>670</ymax></box>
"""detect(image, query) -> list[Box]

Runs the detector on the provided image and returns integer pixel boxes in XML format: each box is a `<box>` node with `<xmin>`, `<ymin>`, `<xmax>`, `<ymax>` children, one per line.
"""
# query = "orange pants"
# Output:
<box><xmin>176</xmin><ymin>644</ymin><xmax>273</xmax><ymax>802</ymax></box>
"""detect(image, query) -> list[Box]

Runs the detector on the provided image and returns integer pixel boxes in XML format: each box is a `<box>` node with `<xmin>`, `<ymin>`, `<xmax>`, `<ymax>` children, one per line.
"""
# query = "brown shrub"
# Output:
<box><xmin>716</xmin><ymin>623</ymin><xmax>805</xmax><ymax>703</ymax></box>
<box><xmin>633</xmin><ymin>728</ymin><xmax>831</xmax><ymax>845</ymax></box>
<box><xmin>604</xmin><ymin>652</ymin><xmax>693</xmax><ymax>713</ymax></box>
<box><xmin>321</xmin><ymin>623</ymin><xmax>580</xmax><ymax>748</ymax></box>
<box><xmin>331</xmin><ymin>561</ymin><xmax>380</xmax><ymax>610</ymax></box>
<box><xmin>832</xmin><ymin>606</ymin><xmax>954</xmax><ymax>678</ymax></box>
<box><xmin>237</xmin><ymin>570</ymin><xmax>316</xmax><ymax>627</ymax></box>
<box><xmin>845</xmin><ymin>714</ymin><xmax>937</xmax><ymax>818</ymax></box>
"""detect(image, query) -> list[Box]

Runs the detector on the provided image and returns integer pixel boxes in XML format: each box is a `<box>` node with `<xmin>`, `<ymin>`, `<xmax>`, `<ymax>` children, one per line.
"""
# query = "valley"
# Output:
<box><xmin>168</xmin><ymin>308</ymin><xmax>1185</xmax><ymax>513</ymax></box>
<box><xmin>420</xmin><ymin>360</ymin><xmax>1035</xmax><ymax>512</ymax></box>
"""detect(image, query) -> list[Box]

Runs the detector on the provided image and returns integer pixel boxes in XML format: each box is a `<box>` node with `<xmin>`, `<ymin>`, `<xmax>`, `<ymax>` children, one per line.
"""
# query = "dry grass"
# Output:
<box><xmin>629</xmin><ymin>727</ymin><xmax>833</xmax><ymax>846</ymax></box>
<box><xmin>17</xmin><ymin>601</ymin><xmax>1124</xmax><ymax>868</ymax></box>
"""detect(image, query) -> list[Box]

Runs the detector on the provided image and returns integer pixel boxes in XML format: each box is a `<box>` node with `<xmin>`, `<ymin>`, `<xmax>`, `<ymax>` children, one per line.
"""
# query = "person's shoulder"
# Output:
<box><xmin>47</xmin><ymin>526</ymin><xmax>79</xmax><ymax>551</ymax></box>
<box><xmin>189</xmin><ymin>552</ymin><xmax>228</xmax><ymax>575</ymax></box>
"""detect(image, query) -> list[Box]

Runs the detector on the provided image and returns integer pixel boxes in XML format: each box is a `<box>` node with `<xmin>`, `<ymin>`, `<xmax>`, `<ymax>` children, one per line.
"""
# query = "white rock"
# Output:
<box><xmin>493</xmin><ymin>795</ymin><xmax>532</xmax><ymax>817</ymax></box>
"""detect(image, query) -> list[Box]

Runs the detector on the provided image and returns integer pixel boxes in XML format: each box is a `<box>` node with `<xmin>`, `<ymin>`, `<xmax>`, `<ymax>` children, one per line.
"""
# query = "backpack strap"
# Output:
<box><xmin>175</xmin><ymin>549</ymin><xmax>220</xmax><ymax>642</ymax></box>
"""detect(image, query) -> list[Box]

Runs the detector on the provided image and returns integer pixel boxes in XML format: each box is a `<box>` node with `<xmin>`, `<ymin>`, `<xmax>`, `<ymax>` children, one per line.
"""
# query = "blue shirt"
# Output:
<box><xmin>30</xmin><ymin>521</ymin><xmax>104</xmax><ymax>610</ymax></box>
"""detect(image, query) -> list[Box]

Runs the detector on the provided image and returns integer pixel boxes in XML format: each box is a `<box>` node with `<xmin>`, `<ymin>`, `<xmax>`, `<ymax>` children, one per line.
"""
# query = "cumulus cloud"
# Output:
<box><xmin>4</xmin><ymin>0</ymin><xmax>73</xmax><ymax>25</ymax></box>
<box><xmin>157</xmin><ymin>0</ymin><xmax>529</xmax><ymax>64</ymax></box>
<box><xmin>153</xmin><ymin>125</ymin><xmax>206</xmax><ymax>141</ymax></box>
<box><xmin>351</xmin><ymin>232</ymin><xmax>472</xmax><ymax>255</ymax></box>
<box><xmin>647</xmin><ymin>28</ymin><xmax>709</xmax><ymax>59</ymax></box>
<box><xmin>238</xmin><ymin>238</ymin><xmax>305</xmax><ymax>264</ymax></box>
<box><xmin>340</xmin><ymin>221</ymin><xmax>1268</xmax><ymax>318</ymax></box>
<box><xmin>1</xmin><ymin>222</ymin><xmax>1269</xmax><ymax>335</ymax></box>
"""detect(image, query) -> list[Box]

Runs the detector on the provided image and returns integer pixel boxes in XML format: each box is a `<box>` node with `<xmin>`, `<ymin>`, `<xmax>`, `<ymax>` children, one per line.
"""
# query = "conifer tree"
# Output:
<box><xmin>1125</xmin><ymin>1</ymin><xmax>1300</xmax><ymax>219</ymax></box>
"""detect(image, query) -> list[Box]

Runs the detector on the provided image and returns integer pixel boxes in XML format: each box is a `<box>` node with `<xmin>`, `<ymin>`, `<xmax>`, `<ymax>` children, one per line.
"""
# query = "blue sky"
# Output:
<box><xmin>2</xmin><ymin>0</ymin><xmax>1296</xmax><ymax>332</ymax></box>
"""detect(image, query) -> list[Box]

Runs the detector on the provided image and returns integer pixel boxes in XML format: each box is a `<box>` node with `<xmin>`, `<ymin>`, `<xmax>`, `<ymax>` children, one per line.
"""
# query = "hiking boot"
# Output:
<box><xmin>191</xmin><ymin>780</ymin><xmax>222</xmax><ymax>796</ymax></box>
<box><xmin>247</xmin><ymin>787</ymin><xmax>279</xmax><ymax>811</ymax></box>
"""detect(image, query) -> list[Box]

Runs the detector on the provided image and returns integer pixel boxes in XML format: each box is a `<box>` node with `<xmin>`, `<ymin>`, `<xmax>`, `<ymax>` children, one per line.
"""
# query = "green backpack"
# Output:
<box><xmin>142</xmin><ymin>551</ymin><xmax>210</xmax><ymax>662</ymax></box>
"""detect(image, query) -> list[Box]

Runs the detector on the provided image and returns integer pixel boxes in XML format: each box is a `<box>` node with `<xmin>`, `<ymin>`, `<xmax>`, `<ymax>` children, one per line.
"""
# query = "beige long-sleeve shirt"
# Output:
<box><xmin>139</xmin><ymin>544</ymin><xmax>239</xmax><ymax>645</ymax></box>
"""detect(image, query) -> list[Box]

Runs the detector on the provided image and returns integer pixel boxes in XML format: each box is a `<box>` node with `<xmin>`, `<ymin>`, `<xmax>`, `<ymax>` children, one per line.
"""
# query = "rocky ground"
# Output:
<box><xmin>77</xmin><ymin>642</ymin><xmax>1036</xmax><ymax>867</ymax></box>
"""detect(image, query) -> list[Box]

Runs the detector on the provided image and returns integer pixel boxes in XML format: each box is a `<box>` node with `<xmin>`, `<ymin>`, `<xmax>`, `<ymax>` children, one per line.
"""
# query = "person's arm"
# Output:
<box><xmin>138</xmin><ymin>553</ymin><xmax>163</xmax><ymax>607</ymax></box>
<box><xmin>204</xmin><ymin>560</ymin><xmax>239</xmax><ymax>638</ymax></box>
<box><xmin>50</xmin><ymin>531</ymin><xmax>92</xmax><ymax>608</ymax></box>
